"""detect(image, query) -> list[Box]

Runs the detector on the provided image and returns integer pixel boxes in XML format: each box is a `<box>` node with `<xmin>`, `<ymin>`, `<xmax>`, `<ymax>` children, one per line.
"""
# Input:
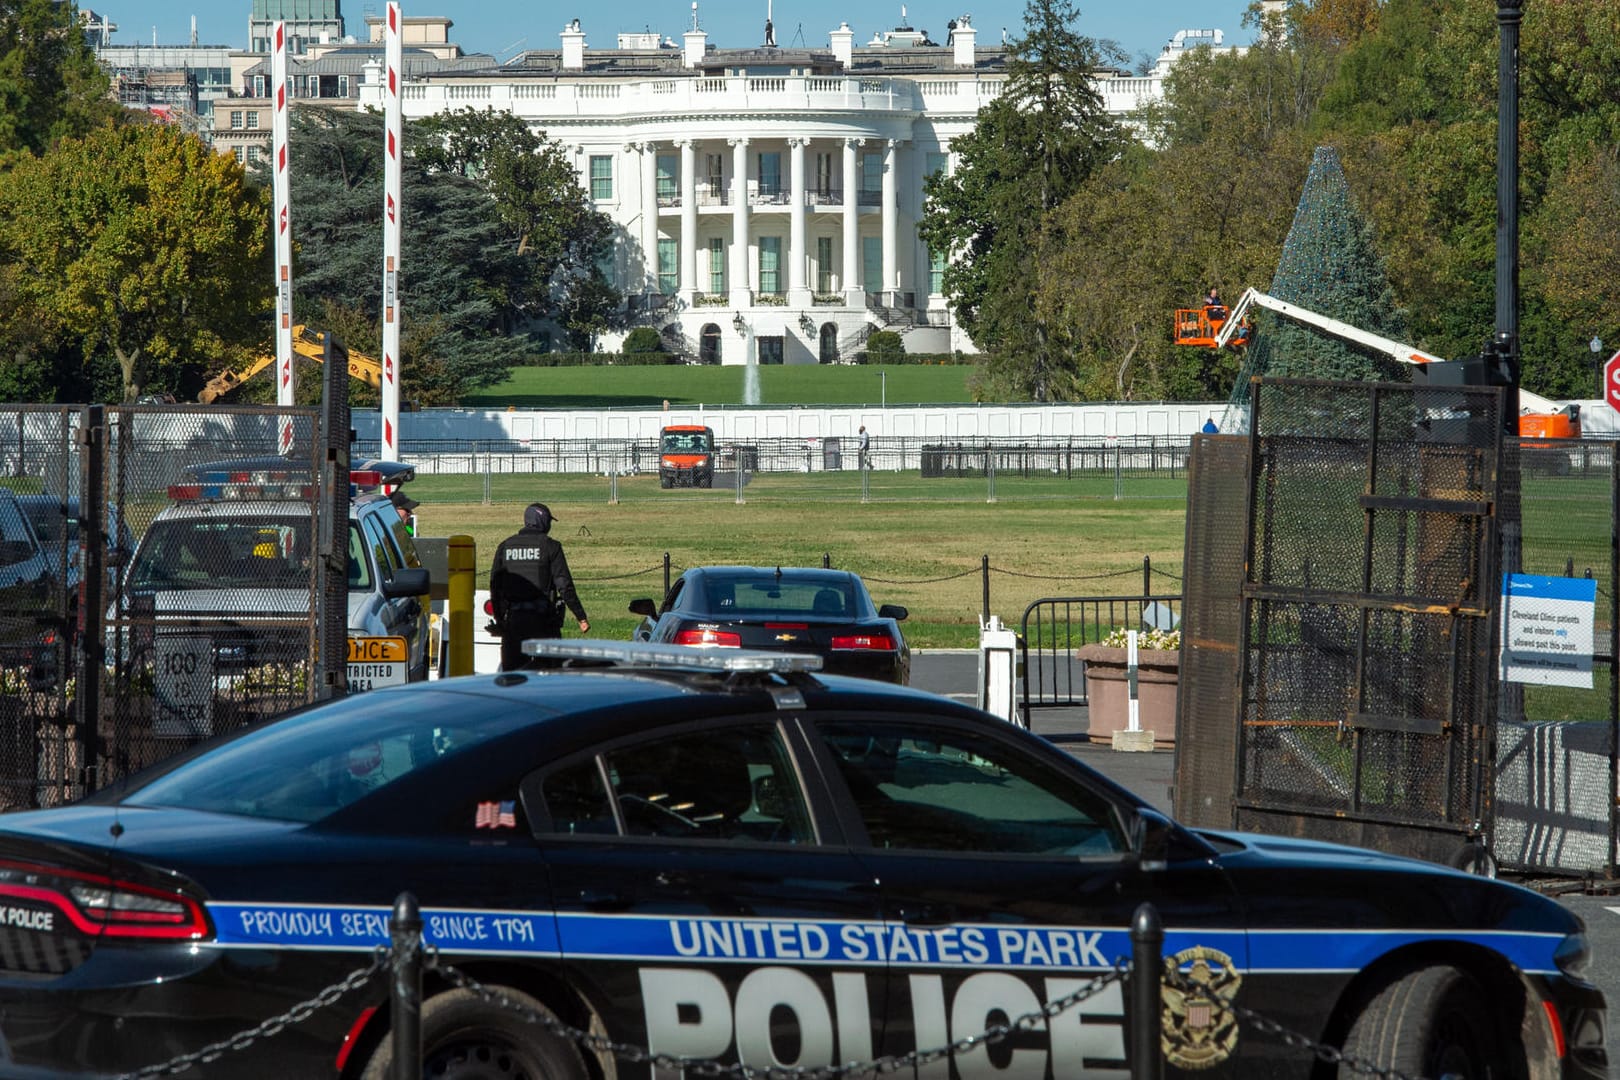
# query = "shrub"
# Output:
<box><xmin>622</xmin><ymin>328</ymin><xmax>665</xmax><ymax>354</ymax></box>
<box><xmin>1100</xmin><ymin>627</ymin><xmax>1180</xmax><ymax>651</ymax></box>
<box><xmin>863</xmin><ymin>331</ymin><xmax>905</xmax><ymax>364</ymax></box>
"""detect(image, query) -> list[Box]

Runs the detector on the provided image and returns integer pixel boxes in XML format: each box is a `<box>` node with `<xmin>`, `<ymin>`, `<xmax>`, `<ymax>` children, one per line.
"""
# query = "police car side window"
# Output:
<box><xmin>540</xmin><ymin>759</ymin><xmax>618</xmax><ymax>835</ymax></box>
<box><xmin>346</xmin><ymin>524</ymin><xmax>371</xmax><ymax>589</ymax></box>
<box><xmin>818</xmin><ymin>721</ymin><xmax>1128</xmax><ymax>856</ymax></box>
<box><xmin>537</xmin><ymin>725</ymin><xmax>814</xmax><ymax>844</ymax></box>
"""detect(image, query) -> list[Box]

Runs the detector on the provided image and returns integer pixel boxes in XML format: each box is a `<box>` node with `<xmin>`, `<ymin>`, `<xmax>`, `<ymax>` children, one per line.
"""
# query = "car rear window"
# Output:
<box><xmin>704</xmin><ymin>575</ymin><xmax>854</xmax><ymax>618</ymax></box>
<box><xmin>121</xmin><ymin>690</ymin><xmax>531</xmax><ymax>823</ymax></box>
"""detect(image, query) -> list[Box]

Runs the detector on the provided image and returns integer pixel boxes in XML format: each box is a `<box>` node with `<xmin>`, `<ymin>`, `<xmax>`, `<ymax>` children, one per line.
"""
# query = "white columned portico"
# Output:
<box><xmin>679</xmin><ymin>139</ymin><xmax>697</xmax><ymax>297</ymax></box>
<box><xmin>842</xmin><ymin>137</ymin><xmax>860</xmax><ymax>304</ymax></box>
<box><xmin>881</xmin><ymin>139</ymin><xmax>897</xmax><ymax>307</ymax></box>
<box><xmin>788</xmin><ymin>137</ymin><xmax>809</xmax><ymax>307</ymax></box>
<box><xmin>729</xmin><ymin>137</ymin><xmax>751</xmax><ymax>309</ymax></box>
<box><xmin>637</xmin><ymin>142</ymin><xmax>658</xmax><ymax>292</ymax></box>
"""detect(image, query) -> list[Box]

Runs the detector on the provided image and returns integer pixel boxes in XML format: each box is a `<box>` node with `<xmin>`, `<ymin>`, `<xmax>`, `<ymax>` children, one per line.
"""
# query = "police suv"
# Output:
<box><xmin>111</xmin><ymin>462</ymin><xmax>429</xmax><ymax>733</ymax></box>
<box><xmin>0</xmin><ymin>642</ymin><xmax>1603</xmax><ymax>1079</ymax></box>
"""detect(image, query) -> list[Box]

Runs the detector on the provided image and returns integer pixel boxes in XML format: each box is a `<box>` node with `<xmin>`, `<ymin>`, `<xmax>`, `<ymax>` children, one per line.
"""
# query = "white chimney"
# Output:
<box><xmin>683</xmin><ymin>27</ymin><xmax>707</xmax><ymax>67</ymax></box>
<box><xmin>952</xmin><ymin>15</ymin><xmax>976</xmax><ymax>67</ymax></box>
<box><xmin>830</xmin><ymin>21</ymin><xmax>854</xmax><ymax>68</ymax></box>
<box><xmin>561</xmin><ymin>19</ymin><xmax>586</xmax><ymax>70</ymax></box>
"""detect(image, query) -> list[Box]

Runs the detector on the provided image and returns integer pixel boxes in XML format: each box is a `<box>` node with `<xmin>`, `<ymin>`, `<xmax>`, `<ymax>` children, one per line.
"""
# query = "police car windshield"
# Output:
<box><xmin>121</xmin><ymin>691</ymin><xmax>531</xmax><ymax>823</ymax></box>
<box><xmin>129</xmin><ymin>518</ymin><xmax>368</xmax><ymax>590</ymax></box>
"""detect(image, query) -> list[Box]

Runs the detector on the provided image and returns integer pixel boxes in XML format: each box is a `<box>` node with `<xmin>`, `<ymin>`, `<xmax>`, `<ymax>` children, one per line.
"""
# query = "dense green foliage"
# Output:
<box><xmin>992</xmin><ymin>0</ymin><xmax>1620</xmax><ymax>401</ymax></box>
<box><xmin>0</xmin><ymin>0</ymin><xmax>122</xmax><ymax>169</ymax></box>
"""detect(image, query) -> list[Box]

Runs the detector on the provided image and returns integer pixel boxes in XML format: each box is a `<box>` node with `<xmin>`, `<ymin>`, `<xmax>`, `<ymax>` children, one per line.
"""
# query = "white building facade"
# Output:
<box><xmin>348</xmin><ymin>12</ymin><xmax>1276</xmax><ymax>366</ymax></box>
<box><xmin>357</xmin><ymin>15</ymin><xmax>1203</xmax><ymax>365</ymax></box>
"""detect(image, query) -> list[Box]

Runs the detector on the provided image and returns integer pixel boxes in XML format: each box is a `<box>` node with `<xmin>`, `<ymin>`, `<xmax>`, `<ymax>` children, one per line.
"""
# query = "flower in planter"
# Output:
<box><xmin>1100</xmin><ymin>626</ymin><xmax>1180</xmax><ymax>651</ymax></box>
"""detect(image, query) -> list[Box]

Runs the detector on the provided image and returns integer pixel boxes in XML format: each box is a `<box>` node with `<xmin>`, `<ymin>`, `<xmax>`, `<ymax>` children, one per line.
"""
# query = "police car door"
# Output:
<box><xmin>359</xmin><ymin>514</ymin><xmax>424</xmax><ymax>659</ymax></box>
<box><xmin>809</xmin><ymin>715</ymin><xmax>1245</xmax><ymax>1080</ymax></box>
<box><xmin>526</xmin><ymin>717</ymin><xmax>894</xmax><ymax>1080</ymax></box>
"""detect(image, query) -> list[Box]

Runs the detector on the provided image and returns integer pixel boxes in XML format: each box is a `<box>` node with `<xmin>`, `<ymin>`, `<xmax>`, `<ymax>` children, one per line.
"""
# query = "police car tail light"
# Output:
<box><xmin>0</xmin><ymin>861</ymin><xmax>210</xmax><ymax>940</ymax></box>
<box><xmin>674</xmin><ymin>628</ymin><xmax>742</xmax><ymax>647</ymax></box>
<box><xmin>831</xmin><ymin>632</ymin><xmax>895</xmax><ymax>651</ymax></box>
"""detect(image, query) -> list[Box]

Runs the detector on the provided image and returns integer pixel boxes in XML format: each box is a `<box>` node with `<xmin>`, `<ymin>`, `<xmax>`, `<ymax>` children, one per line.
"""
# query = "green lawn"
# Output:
<box><xmin>460</xmin><ymin>363</ymin><xmax>974</xmax><ymax>409</ymax></box>
<box><xmin>407</xmin><ymin>472</ymin><xmax>1189</xmax><ymax>649</ymax></box>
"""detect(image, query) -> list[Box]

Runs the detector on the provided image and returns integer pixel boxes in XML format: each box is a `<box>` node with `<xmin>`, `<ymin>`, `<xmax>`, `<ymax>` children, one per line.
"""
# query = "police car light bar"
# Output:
<box><xmin>167</xmin><ymin>471</ymin><xmax>316</xmax><ymax>501</ymax></box>
<box><xmin>525</xmin><ymin>639</ymin><xmax>825</xmax><ymax>674</ymax></box>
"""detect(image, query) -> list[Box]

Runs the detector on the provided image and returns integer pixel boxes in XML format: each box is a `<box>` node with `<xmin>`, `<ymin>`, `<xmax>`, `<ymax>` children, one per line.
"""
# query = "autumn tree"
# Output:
<box><xmin>0</xmin><ymin>122</ymin><xmax>271</xmax><ymax>402</ymax></box>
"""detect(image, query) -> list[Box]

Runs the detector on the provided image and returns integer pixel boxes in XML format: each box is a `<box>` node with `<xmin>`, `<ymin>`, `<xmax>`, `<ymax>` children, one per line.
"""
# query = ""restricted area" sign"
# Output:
<box><xmin>347</xmin><ymin>636</ymin><xmax>408</xmax><ymax>692</ymax></box>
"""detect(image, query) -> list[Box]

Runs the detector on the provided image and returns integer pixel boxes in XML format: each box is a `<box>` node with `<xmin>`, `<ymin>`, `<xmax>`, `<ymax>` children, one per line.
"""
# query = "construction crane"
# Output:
<box><xmin>1175</xmin><ymin>288</ymin><xmax>1579</xmax><ymax>437</ymax></box>
<box><xmin>198</xmin><ymin>326</ymin><xmax>383</xmax><ymax>404</ymax></box>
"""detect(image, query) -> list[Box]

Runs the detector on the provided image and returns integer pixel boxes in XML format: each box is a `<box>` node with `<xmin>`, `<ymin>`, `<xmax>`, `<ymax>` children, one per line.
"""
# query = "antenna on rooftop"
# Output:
<box><xmin>691</xmin><ymin>1</ymin><xmax>700</xmax><ymax>31</ymax></box>
<box><xmin>790</xmin><ymin>22</ymin><xmax>805</xmax><ymax>47</ymax></box>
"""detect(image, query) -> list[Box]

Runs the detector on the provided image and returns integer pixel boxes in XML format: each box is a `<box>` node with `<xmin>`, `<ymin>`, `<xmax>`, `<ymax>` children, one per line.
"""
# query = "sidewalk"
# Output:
<box><xmin>1028</xmin><ymin>705</ymin><xmax>1175</xmax><ymax>814</ymax></box>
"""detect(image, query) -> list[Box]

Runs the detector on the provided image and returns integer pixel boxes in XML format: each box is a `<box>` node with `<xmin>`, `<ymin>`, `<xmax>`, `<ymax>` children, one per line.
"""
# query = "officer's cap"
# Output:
<box><xmin>524</xmin><ymin>503</ymin><xmax>555</xmax><ymax>530</ymax></box>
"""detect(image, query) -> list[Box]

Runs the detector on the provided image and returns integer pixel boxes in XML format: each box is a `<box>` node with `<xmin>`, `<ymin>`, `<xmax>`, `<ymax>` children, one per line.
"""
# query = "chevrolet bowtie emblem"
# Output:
<box><xmin>775</xmin><ymin>633</ymin><xmax>798</xmax><ymax>642</ymax></box>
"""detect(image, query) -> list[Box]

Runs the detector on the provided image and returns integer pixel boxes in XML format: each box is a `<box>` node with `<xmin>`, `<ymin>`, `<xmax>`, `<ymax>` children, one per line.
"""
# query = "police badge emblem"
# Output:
<box><xmin>1161</xmin><ymin>945</ymin><xmax>1242</xmax><ymax>1069</ymax></box>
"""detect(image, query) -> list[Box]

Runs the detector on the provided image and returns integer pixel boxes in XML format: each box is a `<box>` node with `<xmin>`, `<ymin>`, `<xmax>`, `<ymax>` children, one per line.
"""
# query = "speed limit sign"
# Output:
<box><xmin>1605</xmin><ymin>350</ymin><xmax>1620</xmax><ymax>416</ymax></box>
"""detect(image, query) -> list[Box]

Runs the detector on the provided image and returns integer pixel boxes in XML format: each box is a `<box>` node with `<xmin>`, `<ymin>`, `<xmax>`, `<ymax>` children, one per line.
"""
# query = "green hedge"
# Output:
<box><xmin>850</xmin><ymin>350</ymin><xmax>975</xmax><ymax>366</ymax></box>
<box><xmin>511</xmin><ymin>351</ymin><xmax>684</xmax><ymax>367</ymax></box>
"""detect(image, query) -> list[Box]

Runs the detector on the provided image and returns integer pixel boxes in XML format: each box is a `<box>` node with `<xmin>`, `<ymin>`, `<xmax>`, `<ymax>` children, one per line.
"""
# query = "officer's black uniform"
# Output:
<box><xmin>489</xmin><ymin>503</ymin><xmax>588</xmax><ymax>670</ymax></box>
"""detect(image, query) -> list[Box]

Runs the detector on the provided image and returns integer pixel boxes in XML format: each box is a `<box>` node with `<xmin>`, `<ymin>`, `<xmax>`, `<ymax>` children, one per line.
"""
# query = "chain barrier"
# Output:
<box><xmin>858</xmin><ymin>567</ymin><xmax>981</xmax><ymax>586</ymax></box>
<box><xmin>430</xmin><ymin>952</ymin><xmax>1124</xmax><ymax>1080</ymax></box>
<box><xmin>990</xmin><ymin>565</ymin><xmax>1143</xmax><ymax>583</ymax></box>
<box><xmin>102</xmin><ymin>945</ymin><xmax>1428</xmax><ymax>1080</ymax></box>
<box><xmin>1161</xmin><ymin>968</ymin><xmax>1430</xmax><ymax>1080</ymax></box>
<box><xmin>574</xmin><ymin>563</ymin><xmax>669</xmax><ymax>583</ymax></box>
<box><xmin>115</xmin><ymin>949</ymin><xmax>387</xmax><ymax>1079</ymax></box>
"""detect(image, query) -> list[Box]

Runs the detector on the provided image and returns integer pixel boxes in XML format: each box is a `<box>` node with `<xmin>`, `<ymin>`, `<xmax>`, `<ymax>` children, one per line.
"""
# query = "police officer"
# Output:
<box><xmin>489</xmin><ymin>503</ymin><xmax>589</xmax><ymax>670</ymax></box>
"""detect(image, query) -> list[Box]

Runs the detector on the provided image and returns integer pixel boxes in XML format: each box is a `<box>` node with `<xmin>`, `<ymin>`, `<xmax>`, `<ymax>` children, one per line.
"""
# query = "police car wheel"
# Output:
<box><xmin>1338</xmin><ymin>964</ymin><xmax>1505</xmax><ymax>1080</ymax></box>
<box><xmin>361</xmin><ymin>986</ymin><xmax>587</xmax><ymax>1080</ymax></box>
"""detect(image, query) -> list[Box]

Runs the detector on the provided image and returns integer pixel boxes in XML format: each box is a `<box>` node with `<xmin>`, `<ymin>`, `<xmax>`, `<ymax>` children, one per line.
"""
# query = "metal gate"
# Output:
<box><xmin>1183</xmin><ymin>378</ymin><xmax>1507</xmax><ymax>868</ymax></box>
<box><xmin>97</xmin><ymin>406</ymin><xmax>323</xmax><ymax>789</ymax></box>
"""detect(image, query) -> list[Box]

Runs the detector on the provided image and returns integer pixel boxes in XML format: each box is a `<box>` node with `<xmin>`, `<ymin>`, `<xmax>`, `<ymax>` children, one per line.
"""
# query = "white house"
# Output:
<box><xmin>358</xmin><ymin>12</ymin><xmax>1260</xmax><ymax>365</ymax></box>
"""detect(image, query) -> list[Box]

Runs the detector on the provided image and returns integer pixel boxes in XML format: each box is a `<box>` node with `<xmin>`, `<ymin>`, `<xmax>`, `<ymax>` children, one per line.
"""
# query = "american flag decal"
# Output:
<box><xmin>475</xmin><ymin>801</ymin><xmax>517</xmax><ymax>829</ymax></box>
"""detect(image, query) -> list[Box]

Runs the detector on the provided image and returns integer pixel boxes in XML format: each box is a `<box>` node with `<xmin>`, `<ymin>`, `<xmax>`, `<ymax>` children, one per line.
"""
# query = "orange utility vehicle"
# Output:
<box><xmin>659</xmin><ymin>425</ymin><xmax>715</xmax><ymax>488</ymax></box>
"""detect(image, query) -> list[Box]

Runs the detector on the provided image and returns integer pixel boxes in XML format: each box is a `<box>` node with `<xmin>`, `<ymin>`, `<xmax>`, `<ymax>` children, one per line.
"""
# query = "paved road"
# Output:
<box><xmin>910</xmin><ymin>649</ymin><xmax>1619</xmax><ymax>1072</ymax></box>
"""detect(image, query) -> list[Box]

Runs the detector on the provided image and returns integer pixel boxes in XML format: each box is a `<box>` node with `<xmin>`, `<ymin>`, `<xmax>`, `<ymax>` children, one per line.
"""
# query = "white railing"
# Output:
<box><xmin>403</xmin><ymin>75</ymin><xmax>909</xmax><ymax>117</ymax></box>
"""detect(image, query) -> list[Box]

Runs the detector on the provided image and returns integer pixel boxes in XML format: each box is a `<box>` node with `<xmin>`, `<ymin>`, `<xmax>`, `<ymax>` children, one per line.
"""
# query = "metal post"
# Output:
<box><xmin>735</xmin><ymin>451</ymin><xmax>745</xmax><ymax>504</ymax></box>
<box><xmin>1143</xmin><ymin>555</ymin><xmax>1152</xmax><ymax>596</ymax></box>
<box><xmin>1130</xmin><ymin>902</ymin><xmax>1164</xmax><ymax>1080</ymax></box>
<box><xmin>981</xmin><ymin>554</ymin><xmax>991</xmax><ymax>626</ymax></box>
<box><xmin>1496</xmin><ymin>0</ymin><xmax>1522</xmax><ymax>435</ymax></box>
<box><xmin>823</xmin><ymin>552</ymin><xmax>832</xmax><ymax>569</ymax></box>
<box><xmin>76</xmin><ymin>406</ymin><xmax>106</xmax><ymax>797</ymax></box>
<box><xmin>316</xmin><ymin>333</ymin><xmax>351</xmax><ymax>702</ymax></box>
<box><xmin>390</xmin><ymin>892</ymin><xmax>423</xmax><ymax>1080</ymax></box>
<box><xmin>446</xmin><ymin>535</ymin><xmax>476</xmax><ymax>677</ymax></box>
<box><xmin>609</xmin><ymin>468</ymin><xmax>619</xmax><ymax>505</ymax></box>
<box><xmin>663</xmin><ymin>552</ymin><xmax>671</xmax><ymax>597</ymax></box>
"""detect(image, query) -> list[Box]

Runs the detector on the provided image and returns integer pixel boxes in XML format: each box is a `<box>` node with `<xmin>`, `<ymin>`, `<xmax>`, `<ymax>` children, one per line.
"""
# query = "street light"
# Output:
<box><xmin>1593</xmin><ymin>336</ymin><xmax>1606</xmax><ymax>399</ymax></box>
<box><xmin>732</xmin><ymin>312</ymin><xmax>746</xmax><ymax>335</ymax></box>
<box><xmin>880</xmin><ymin>371</ymin><xmax>886</xmax><ymax>409</ymax></box>
<box><xmin>799</xmin><ymin>312</ymin><xmax>815</xmax><ymax>333</ymax></box>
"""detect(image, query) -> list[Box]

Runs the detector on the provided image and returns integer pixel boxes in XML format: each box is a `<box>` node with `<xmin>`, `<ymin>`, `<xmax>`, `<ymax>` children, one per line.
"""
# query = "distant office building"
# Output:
<box><xmin>249</xmin><ymin>0</ymin><xmax>344</xmax><ymax>55</ymax></box>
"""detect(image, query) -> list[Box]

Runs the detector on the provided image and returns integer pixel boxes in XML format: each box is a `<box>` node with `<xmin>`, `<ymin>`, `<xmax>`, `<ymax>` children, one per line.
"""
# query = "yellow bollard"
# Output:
<box><xmin>447</xmin><ymin>534</ymin><xmax>476</xmax><ymax>677</ymax></box>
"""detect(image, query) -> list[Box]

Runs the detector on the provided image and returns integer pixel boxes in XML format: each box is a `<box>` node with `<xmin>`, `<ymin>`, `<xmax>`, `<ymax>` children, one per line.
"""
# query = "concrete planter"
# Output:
<box><xmin>1076</xmin><ymin>644</ymin><xmax>1179</xmax><ymax>746</ymax></box>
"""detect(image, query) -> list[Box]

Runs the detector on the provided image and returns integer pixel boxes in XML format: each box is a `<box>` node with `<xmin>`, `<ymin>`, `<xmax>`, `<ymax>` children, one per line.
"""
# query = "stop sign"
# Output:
<box><xmin>1607</xmin><ymin>350</ymin><xmax>1620</xmax><ymax>415</ymax></box>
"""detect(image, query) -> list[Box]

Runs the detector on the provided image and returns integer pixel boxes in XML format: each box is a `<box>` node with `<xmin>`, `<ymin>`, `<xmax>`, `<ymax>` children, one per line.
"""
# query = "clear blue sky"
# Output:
<box><xmin>98</xmin><ymin>2</ymin><xmax>1259</xmax><ymax>68</ymax></box>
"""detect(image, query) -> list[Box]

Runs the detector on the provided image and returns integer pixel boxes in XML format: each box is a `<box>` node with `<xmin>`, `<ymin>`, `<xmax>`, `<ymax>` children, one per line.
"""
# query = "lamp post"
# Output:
<box><xmin>1593</xmin><ymin>336</ymin><xmax>1605</xmax><ymax>399</ymax></box>
<box><xmin>880</xmin><ymin>371</ymin><xmax>886</xmax><ymax>409</ymax></box>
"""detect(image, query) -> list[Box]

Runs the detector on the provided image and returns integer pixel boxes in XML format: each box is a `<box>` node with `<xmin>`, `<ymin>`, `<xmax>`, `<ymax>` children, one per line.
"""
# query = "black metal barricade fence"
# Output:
<box><xmin>0</xmin><ymin>408</ymin><xmax>80</xmax><ymax>811</ymax></box>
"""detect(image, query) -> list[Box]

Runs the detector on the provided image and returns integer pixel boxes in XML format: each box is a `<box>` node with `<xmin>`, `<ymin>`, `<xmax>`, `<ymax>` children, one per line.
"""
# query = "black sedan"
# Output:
<box><xmin>629</xmin><ymin>565</ymin><xmax>910</xmax><ymax>684</ymax></box>
<box><xmin>0</xmin><ymin>641</ymin><xmax>1605</xmax><ymax>1080</ymax></box>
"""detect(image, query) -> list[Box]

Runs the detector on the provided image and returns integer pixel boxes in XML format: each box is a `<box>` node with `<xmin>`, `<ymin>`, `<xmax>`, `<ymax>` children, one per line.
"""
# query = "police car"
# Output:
<box><xmin>0</xmin><ymin>643</ymin><xmax>1604</xmax><ymax>1079</ymax></box>
<box><xmin>111</xmin><ymin>462</ymin><xmax>429</xmax><ymax>731</ymax></box>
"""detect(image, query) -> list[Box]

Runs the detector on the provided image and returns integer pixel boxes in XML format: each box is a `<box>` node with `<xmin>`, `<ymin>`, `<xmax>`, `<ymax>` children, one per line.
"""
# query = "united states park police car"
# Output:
<box><xmin>0</xmin><ymin>642</ymin><xmax>1604</xmax><ymax>1079</ymax></box>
